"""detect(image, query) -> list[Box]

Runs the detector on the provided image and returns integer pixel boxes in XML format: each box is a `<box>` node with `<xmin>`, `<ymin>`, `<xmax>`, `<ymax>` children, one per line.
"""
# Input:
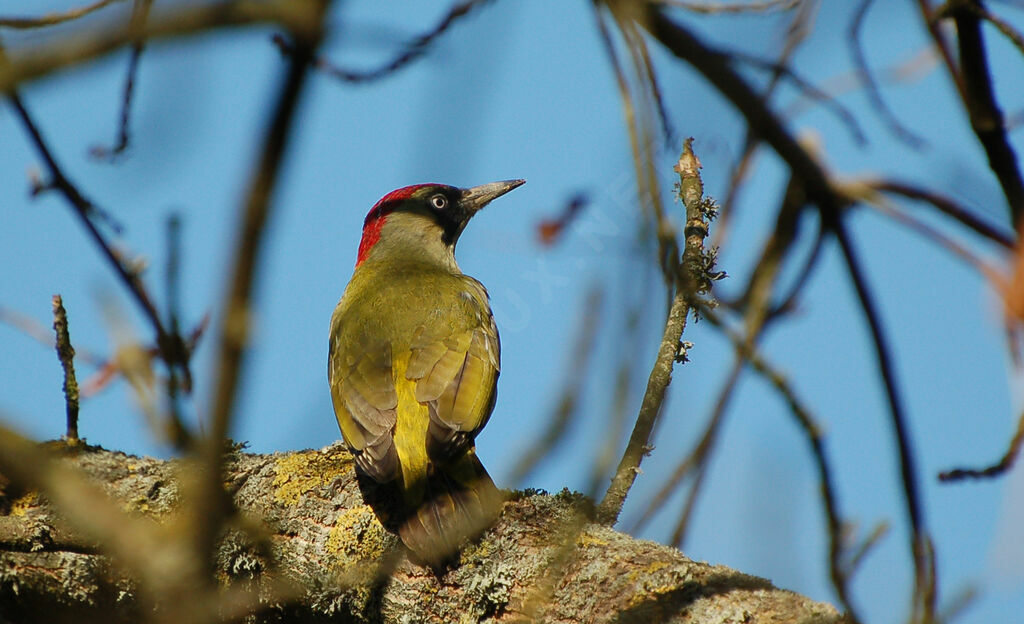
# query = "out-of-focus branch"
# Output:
<box><xmin>202</xmin><ymin>0</ymin><xmax>329</xmax><ymax>581</ymax></box>
<box><xmin>972</xmin><ymin>3</ymin><xmax>1024</xmax><ymax>56</ymax></box>
<box><xmin>946</xmin><ymin>0</ymin><xmax>1024</xmax><ymax>223</ymax></box>
<box><xmin>713</xmin><ymin>0</ymin><xmax>814</xmax><ymax>251</ymax></box>
<box><xmin>90</xmin><ymin>0</ymin><xmax>153</xmax><ymax>160</ymax></box>
<box><xmin>51</xmin><ymin>296</ymin><xmax>80</xmax><ymax>443</ymax></box>
<box><xmin>939</xmin><ymin>408</ymin><xmax>1024</xmax><ymax>480</ymax></box>
<box><xmin>658</xmin><ymin>0</ymin><xmax>801</xmax><ymax>13</ymax></box>
<box><xmin>848</xmin><ymin>0</ymin><xmax>926</xmax><ymax>147</ymax></box>
<box><xmin>666</xmin><ymin>360</ymin><xmax>741</xmax><ymax>547</ymax></box>
<box><xmin>700</xmin><ymin>304</ymin><xmax>864</xmax><ymax>623</ymax></box>
<box><xmin>866</xmin><ymin>179</ymin><xmax>1015</xmax><ymax>248</ymax></box>
<box><xmin>834</xmin><ymin>220</ymin><xmax>936</xmax><ymax>623</ymax></box>
<box><xmin>510</xmin><ymin>286</ymin><xmax>603</xmax><ymax>486</ymax></box>
<box><xmin>272</xmin><ymin>0</ymin><xmax>488</xmax><ymax>84</ymax></box>
<box><xmin>846</xmin><ymin>183</ymin><xmax>1005</xmax><ymax>280</ymax></box>
<box><xmin>3</xmin><ymin>84</ymin><xmax>195</xmax><ymax>391</ymax></box>
<box><xmin>163</xmin><ymin>214</ymin><xmax>191</xmax><ymax>446</ymax></box>
<box><xmin>0</xmin><ymin>0</ymin><xmax>124</xmax><ymax>29</ymax></box>
<box><xmin>731</xmin><ymin>50</ymin><xmax>867</xmax><ymax>145</ymax></box>
<box><xmin>0</xmin><ymin>0</ymin><xmax>324</xmax><ymax>93</ymax></box>
<box><xmin>644</xmin><ymin>4</ymin><xmax>844</xmax><ymax>221</ymax></box>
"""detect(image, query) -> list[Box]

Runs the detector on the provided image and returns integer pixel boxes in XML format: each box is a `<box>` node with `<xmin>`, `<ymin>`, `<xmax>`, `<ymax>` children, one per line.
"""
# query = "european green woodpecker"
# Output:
<box><xmin>328</xmin><ymin>179</ymin><xmax>524</xmax><ymax>564</ymax></box>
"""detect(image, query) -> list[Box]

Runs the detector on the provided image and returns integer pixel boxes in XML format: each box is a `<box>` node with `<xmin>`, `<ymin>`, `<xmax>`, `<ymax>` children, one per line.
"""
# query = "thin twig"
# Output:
<box><xmin>4</xmin><ymin>83</ymin><xmax>194</xmax><ymax>392</ymax></box>
<box><xmin>768</xmin><ymin>224</ymin><xmax>826</xmax><ymax>319</ymax></box>
<box><xmin>834</xmin><ymin>219</ymin><xmax>935</xmax><ymax>623</ymax></box>
<box><xmin>868</xmin><ymin>179</ymin><xmax>1015</xmax><ymax>249</ymax></box>
<box><xmin>163</xmin><ymin>214</ymin><xmax>191</xmax><ymax>448</ymax></box>
<box><xmin>644</xmin><ymin>5</ymin><xmax>843</xmax><ymax>219</ymax></box>
<box><xmin>272</xmin><ymin>0</ymin><xmax>487</xmax><ymax>84</ymax></box>
<box><xmin>0</xmin><ymin>0</ymin><xmax>323</xmax><ymax>92</ymax></box>
<box><xmin>596</xmin><ymin>289</ymin><xmax>688</xmax><ymax>526</ymax></box>
<box><xmin>91</xmin><ymin>0</ymin><xmax>153</xmax><ymax>160</ymax></box>
<box><xmin>511</xmin><ymin>286</ymin><xmax>603</xmax><ymax>486</ymax></box>
<box><xmin>0</xmin><ymin>0</ymin><xmax>124</xmax><ymax>29</ymax></box>
<box><xmin>939</xmin><ymin>408</ymin><xmax>1024</xmax><ymax>480</ymax></box>
<box><xmin>701</xmin><ymin>304</ymin><xmax>863</xmax><ymax>622</ymax></box>
<box><xmin>846</xmin><ymin>521</ymin><xmax>890</xmax><ymax>574</ymax></box>
<box><xmin>51</xmin><ymin>295</ymin><xmax>80</xmax><ymax>443</ymax></box>
<box><xmin>848</xmin><ymin>0</ymin><xmax>925</xmax><ymax>148</ymax></box>
<box><xmin>732</xmin><ymin>50</ymin><xmax>867</xmax><ymax>146</ymax></box>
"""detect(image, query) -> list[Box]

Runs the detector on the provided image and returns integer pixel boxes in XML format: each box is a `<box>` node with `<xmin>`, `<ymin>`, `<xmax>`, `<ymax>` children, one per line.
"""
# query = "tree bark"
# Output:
<box><xmin>0</xmin><ymin>443</ymin><xmax>840</xmax><ymax>623</ymax></box>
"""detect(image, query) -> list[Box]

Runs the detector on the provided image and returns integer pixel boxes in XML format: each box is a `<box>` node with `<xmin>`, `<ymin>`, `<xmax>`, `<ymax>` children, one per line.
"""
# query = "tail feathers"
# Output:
<box><xmin>398</xmin><ymin>451</ymin><xmax>503</xmax><ymax>566</ymax></box>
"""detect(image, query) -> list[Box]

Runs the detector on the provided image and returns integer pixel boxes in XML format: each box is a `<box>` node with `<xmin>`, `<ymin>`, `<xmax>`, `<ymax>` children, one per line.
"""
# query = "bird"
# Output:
<box><xmin>328</xmin><ymin>179</ymin><xmax>524</xmax><ymax>565</ymax></box>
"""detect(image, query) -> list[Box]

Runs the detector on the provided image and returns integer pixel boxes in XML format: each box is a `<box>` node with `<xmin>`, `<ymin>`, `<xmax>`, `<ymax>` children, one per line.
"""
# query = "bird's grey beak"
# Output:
<box><xmin>460</xmin><ymin>179</ymin><xmax>525</xmax><ymax>213</ymax></box>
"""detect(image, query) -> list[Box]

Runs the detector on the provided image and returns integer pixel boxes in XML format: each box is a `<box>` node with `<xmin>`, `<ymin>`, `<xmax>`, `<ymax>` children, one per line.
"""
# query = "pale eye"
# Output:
<box><xmin>431</xmin><ymin>194</ymin><xmax>447</xmax><ymax>210</ymax></box>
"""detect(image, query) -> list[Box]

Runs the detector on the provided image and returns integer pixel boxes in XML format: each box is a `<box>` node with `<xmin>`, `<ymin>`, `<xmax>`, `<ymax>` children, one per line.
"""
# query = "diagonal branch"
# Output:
<box><xmin>643</xmin><ymin>4</ymin><xmax>844</xmax><ymax>221</ymax></box>
<box><xmin>948</xmin><ymin>0</ymin><xmax>1024</xmax><ymax>222</ymax></box>
<box><xmin>4</xmin><ymin>86</ymin><xmax>194</xmax><ymax>390</ymax></box>
<box><xmin>596</xmin><ymin>140</ymin><xmax>709</xmax><ymax>526</ymax></box>
<box><xmin>0</xmin><ymin>0</ymin><xmax>124</xmax><ymax>29</ymax></box>
<box><xmin>202</xmin><ymin>0</ymin><xmax>329</xmax><ymax>578</ymax></box>
<box><xmin>273</xmin><ymin>0</ymin><xmax>489</xmax><ymax>84</ymax></box>
<box><xmin>833</xmin><ymin>220</ymin><xmax>936</xmax><ymax>623</ymax></box>
<box><xmin>91</xmin><ymin>0</ymin><xmax>153</xmax><ymax>160</ymax></box>
<box><xmin>0</xmin><ymin>0</ymin><xmax>323</xmax><ymax>93</ymax></box>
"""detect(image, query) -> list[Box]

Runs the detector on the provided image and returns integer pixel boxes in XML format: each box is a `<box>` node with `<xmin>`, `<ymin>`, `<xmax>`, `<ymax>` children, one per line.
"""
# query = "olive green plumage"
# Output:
<box><xmin>328</xmin><ymin>180</ymin><xmax>523</xmax><ymax>564</ymax></box>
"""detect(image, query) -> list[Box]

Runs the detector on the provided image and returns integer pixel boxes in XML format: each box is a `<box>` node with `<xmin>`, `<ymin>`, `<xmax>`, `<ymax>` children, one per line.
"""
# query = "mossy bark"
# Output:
<box><xmin>0</xmin><ymin>443</ymin><xmax>841</xmax><ymax>623</ymax></box>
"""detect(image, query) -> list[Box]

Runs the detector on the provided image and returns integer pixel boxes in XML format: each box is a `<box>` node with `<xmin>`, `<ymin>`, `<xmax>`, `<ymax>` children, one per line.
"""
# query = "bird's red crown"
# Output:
<box><xmin>356</xmin><ymin>183</ymin><xmax>440</xmax><ymax>266</ymax></box>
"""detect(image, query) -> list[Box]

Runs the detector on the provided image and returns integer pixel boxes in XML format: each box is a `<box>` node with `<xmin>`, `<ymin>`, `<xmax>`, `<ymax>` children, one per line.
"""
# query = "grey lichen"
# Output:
<box><xmin>0</xmin><ymin>443</ymin><xmax>843</xmax><ymax>624</ymax></box>
<box><xmin>463</xmin><ymin>558</ymin><xmax>515</xmax><ymax>619</ymax></box>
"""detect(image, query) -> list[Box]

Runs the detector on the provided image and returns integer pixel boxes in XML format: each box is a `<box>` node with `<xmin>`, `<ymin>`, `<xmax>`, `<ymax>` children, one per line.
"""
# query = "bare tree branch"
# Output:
<box><xmin>939</xmin><ymin>407</ymin><xmax>1024</xmax><ymax>480</ymax></box>
<box><xmin>90</xmin><ymin>0</ymin><xmax>153</xmax><ymax>160</ymax></box>
<box><xmin>203</xmin><ymin>0</ymin><xmax>329</xmax><ymax>583</ymax></box>
<box><xmin>0</xmin><ymin>0</ymin><xmax>324</xmax><ymax>93</ymax></box>
<box><xmin>597</xmin><ymin>140</ymin><xmax>711</xmax><ymax>526</ymax></box>
<box><xmin>0</xmin><ymin>442</ymin><xmax>843</xmax><ymax>623</ymax></box>
<box><xmin>272</xmin><ymin>0</ymin><xmax>489</xmax><ymax>84</ymax></box>
<box><xmin>0</xmin><ymin>0</ymin><xmax>125</xmax><ymax>29</ymax></box>
<box><xmin>947</xmin><ymin>0</ymin><xmax>1024</xmax><ymax>222</ymax></box>
<box><xmin>848</xmin><ymin>0</ymin><xmax>926</xmax><ymax>148</ymax></box>
<box><xmin>834</xmin><ymin>220</ymin><xmax>936</xmax><ymax>623</ymax></box>
<box><xmin>51</xmin><ymin>295</ymin><xmax>81</xmax><ymax>444</ymax></box>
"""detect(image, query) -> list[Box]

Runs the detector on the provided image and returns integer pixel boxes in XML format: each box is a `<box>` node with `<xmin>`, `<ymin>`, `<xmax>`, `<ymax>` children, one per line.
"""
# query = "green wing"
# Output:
<box><xmin>405</xmin><ymin>279</ymin><xmax>500</xmax><ymax>461</ymax></box>
<box><xmin>329</xmin><ymin>326</ymin><xmax>400</xmax><ymax>483</ymax></box>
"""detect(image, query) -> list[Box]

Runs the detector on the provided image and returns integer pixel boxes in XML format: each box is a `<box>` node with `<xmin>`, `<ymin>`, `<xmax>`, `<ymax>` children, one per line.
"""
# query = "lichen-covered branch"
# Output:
<box><xmin>0</xmin><ymin>443</ymin><xmax>841</xmax><ymax>624</ymax></box>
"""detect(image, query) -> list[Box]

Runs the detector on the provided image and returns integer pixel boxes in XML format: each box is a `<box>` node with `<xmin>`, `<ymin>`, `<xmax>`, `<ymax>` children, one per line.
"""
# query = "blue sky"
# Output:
<box><xmin>2</xmin><ymin>1</ymin><xmax>1023</xmax><ymax>622</ymax></box>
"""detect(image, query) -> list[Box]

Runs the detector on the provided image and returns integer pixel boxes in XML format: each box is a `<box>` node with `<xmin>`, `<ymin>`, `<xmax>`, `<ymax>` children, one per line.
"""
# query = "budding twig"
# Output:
<box><xmin>596</xmin><ymin>139</ymin><xmax>712</xmax><ymax>526</ymax></box>
<box><xmin>51</xmin><ymin>295</ymin><xmax>80</xmax><ymax>444</ymax></box>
